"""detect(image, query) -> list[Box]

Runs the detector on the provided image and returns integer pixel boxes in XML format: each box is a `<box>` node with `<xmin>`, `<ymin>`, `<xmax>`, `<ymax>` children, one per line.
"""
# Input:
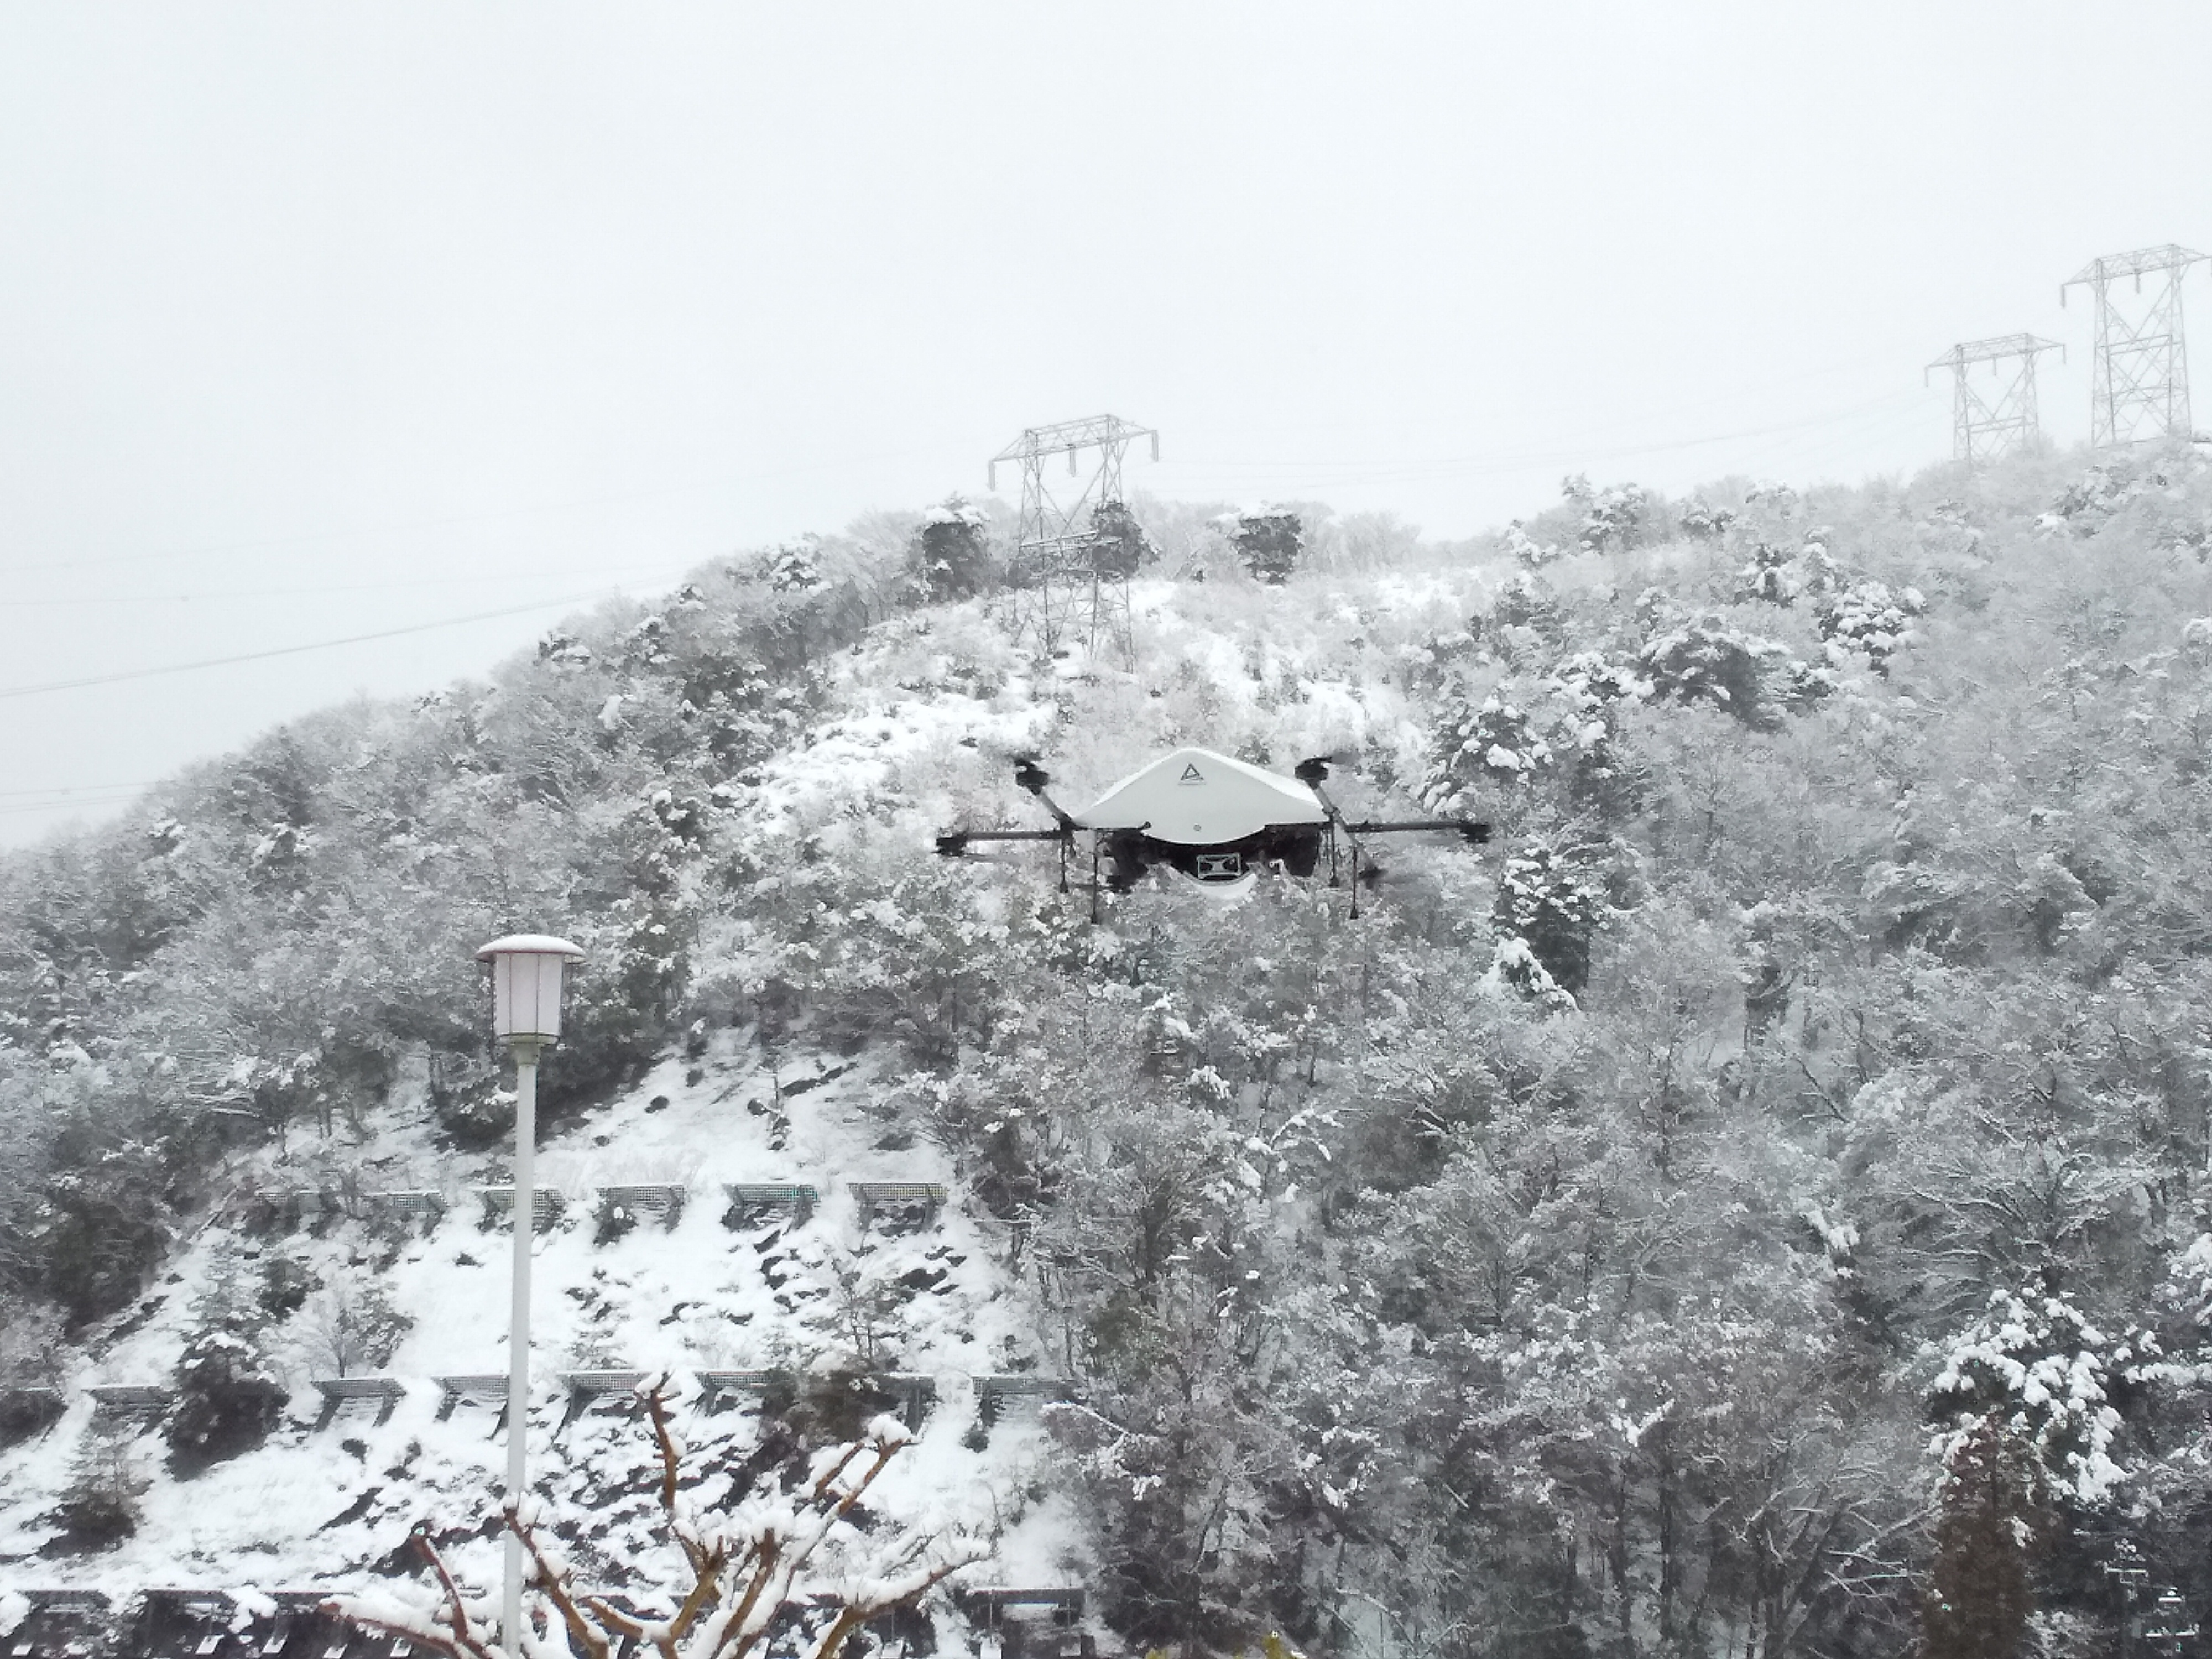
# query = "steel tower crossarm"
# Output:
<box><xmin>2062</xmin><ymin>244</ymin><xmax>2209</xmax><ymax>293</ymax></box>
<box><xmin>989</xmin><ymin>414</ymin><xmax>1160</xmax><ymax>479</ymax></box>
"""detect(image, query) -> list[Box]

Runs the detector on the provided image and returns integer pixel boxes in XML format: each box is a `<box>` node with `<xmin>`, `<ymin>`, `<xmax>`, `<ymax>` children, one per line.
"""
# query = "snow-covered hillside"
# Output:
<box><xmin>0</xmin><ymin>1034</ymin><xmax>1089</xmax><ymax>1648</ymax></box>
<box><xmin>15</xmin><ymin>452</ymin><xmax>2212</xmax><ymax>1657</ymax></box>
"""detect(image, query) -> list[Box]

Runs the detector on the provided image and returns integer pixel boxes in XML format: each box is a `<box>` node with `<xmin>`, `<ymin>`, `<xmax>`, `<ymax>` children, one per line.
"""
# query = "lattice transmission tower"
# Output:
<box><xmin>2062</xmin><ymin>244</ymin><xmax>2208</xmax><ymax>447</ymax></box>
<box><xmin>989</xmin><ymin>414</ymin><xmax>1158</xmax><ymax>661</ymax></box>
<box><xmin>1926</xmin><ymin>334</ymin><xmax>2063</xmax><ymax>469</ymax></box>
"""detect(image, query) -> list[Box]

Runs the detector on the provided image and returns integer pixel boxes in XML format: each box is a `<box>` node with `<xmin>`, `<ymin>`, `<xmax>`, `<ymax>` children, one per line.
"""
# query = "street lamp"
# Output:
<box><xmin>475</xmin><ymin>933</ymin><xmax>585</xmax><ymax>1653</ymax></box>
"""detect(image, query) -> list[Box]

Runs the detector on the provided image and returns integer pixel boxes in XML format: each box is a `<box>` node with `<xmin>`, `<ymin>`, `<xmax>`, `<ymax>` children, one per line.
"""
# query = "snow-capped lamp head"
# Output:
<box><xmin>475</xmin><ymin>934</ymin><xmax>586</xmax><ymax>1061</ymax></box>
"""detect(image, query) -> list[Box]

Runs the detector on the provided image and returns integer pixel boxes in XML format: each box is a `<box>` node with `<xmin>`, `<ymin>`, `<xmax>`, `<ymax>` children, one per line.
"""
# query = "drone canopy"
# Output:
<box><xmin>1072</xmin><ymin>747</ymin><xmax>1327</xmax><ymax>846</ymax></box>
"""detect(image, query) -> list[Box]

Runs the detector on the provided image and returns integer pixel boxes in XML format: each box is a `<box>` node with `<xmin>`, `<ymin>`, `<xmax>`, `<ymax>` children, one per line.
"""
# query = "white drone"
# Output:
<box><xmin>936</xmin><ymin>746</ymin><xmax>1489</xmax><ymax>917</ymax></box>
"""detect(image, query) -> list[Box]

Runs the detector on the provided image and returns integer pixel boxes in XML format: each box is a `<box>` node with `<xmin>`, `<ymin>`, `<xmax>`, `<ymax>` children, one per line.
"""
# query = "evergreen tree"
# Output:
<box><xmin>1922</xmin><ymin>1413</ymin><xmax>2043</xmax><ymax>1659</ymax></box>
<box><xmin>1231</xmin><ymin>508</ymin><xmax>1303</xmax><ymax>583</ymax></box>
<box><xmin>166</xmin><ymin>1248</ymin><xmax>288</xmax><ymax>1473</ymax></box>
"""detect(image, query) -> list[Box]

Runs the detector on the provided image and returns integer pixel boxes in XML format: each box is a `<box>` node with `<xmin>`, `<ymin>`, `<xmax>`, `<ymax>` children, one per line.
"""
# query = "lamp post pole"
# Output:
<box><xmin>504</xmin><ymin>1032</ymin><xmax>541</xmax><ymax>1651</ymax></box>
<box><xmin>476</xmin><ymin>935</ymin><xmax>586</xmax><ymax>1658</ymax></box>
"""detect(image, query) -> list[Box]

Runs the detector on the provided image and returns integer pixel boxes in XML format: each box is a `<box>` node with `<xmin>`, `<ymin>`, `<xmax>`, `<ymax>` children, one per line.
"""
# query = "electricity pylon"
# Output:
<box><xmin>1926</xmin><ymin>334</ymin><xmax>2063</xmax><ymax>469</ymax></box>
<box><xmin>989</xmin><ymin>415</ymin><xmax>1158</xmax><ymax>661</ymax></box>
<box><xmin>2062</xmin><ymin>244</ymin><xmax>2208</xmax><ymax>447</ymax></box>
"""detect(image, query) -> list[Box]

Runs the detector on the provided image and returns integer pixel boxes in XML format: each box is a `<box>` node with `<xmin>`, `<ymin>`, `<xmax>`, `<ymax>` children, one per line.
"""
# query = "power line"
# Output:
<box><xmin>0</xmin><ymin>780</ymin><xmax>154</xmax><ymax>799</ymax></box>
<box><xmin>0</xmin><ymin>447</ymin><xmax>936</xmax><ymax>582</ymax></box>
<box><xmin>0</xmin><ymin>587</ymin><xmax>624</xmax><ymax>703</ymax></box>
<box><xmin>0</xmin><ymin>791</ymin><xmax>150</xmax><ymax>817</ymax></box>
<box><xmin>0</xmin><ymin>558</ymin><xmax>695</xmax><ymax>611</ymax></box>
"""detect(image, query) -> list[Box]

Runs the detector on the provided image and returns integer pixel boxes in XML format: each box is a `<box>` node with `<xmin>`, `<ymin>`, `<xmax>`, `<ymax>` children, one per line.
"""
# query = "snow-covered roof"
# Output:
<box><xmin>1072</xmin><ymin>747</ymin><xmax>1325</xmax><ymax>845</ymax></box>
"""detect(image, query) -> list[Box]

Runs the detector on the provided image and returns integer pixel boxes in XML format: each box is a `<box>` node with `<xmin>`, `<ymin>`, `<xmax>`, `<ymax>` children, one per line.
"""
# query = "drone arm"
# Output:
<box><xmin>1011</xmin><ymin>760</ymin><xmax>1079</xmax><ymax>831</ymax></box>
<box><xmin>936</xmin><ymin>828</ymin><xmax>1072</xmax><ymax>858</ymax></box>
<box><xmin>1347</xmin><ymin>818</ymin><xmax>1493</xmax><ymax>844</ymax></box>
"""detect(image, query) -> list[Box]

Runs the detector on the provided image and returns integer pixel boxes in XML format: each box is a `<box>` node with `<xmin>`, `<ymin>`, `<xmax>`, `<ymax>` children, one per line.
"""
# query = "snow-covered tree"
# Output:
<box><xmin>1228</xmin><ymin>508</ymin><xmax>1305</xmax><ymax>584</ymax></box>
<box><xmin>330</xmin><ymin>1380</ymin><xmax>983</xmax><ymax>1659</ymax></box>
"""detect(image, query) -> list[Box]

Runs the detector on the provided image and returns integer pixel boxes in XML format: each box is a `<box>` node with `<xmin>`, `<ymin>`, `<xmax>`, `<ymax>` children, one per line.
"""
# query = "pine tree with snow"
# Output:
<box><xmin>911</xmin><ymin>495</ymin><xmax>994</xmax><ymax>602</ymax></box>
<box><xmin>1229</xmin><ymin>507</ymin><xmax>1304</xmax><ymax>583</ymax></box>
<box><xmin>166</xmin><ymin>1248</ymin><xmax>288</xmax><ymax>1472</ymax></box>
<box><xmin>1490</xmin><ymin>842</ymin><xmax>1609</xmax><ymax>997</ymax></box>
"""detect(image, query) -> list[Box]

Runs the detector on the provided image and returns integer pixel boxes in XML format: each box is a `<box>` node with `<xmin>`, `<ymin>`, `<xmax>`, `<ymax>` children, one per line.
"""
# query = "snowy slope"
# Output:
<box><xmin>0</xmin><ymin>1035</ymin><xmax>1089</xmax><ymax>1639</ymax></box>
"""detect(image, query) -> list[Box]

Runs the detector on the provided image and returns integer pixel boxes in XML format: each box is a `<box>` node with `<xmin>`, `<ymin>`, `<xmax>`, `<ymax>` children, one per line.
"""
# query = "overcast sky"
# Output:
<box><xmin>1</xmin><ymin>4</ymin><xmax>2206</xmax><ymax>847</ymax></box>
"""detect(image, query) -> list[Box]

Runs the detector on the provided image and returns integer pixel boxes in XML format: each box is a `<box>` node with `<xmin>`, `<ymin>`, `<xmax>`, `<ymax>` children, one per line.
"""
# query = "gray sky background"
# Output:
<box><xmin>1</xmin><ymin>3</ymin><xmax>2206</xmax><ymax>847</ymax></box>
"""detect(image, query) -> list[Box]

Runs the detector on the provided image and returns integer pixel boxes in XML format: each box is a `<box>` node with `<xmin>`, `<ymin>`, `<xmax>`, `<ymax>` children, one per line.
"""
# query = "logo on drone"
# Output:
<box><xmin>1178</xmin><ymin>763</ymin><xmax>1205</xmax><ymax>784</ymax></box>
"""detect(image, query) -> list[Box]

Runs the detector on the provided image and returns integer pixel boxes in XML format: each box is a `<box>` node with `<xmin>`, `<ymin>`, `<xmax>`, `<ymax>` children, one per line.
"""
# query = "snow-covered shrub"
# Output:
<box><xmin>168</xmin><ymin>1324</ymin><xmax>287</xmax><ymax>1472</ymax></box>
<box><xmin>2047</xmin><ymin>462</ymin><xmax>2137</xmax><ymax>533</ymax></box>
<box><xmin>1086</xmin><ymin>499</ymin><xmax>1155</xmax><ymax>578</ymax></box>
<box><xmin>540</xmin><ymin>897</ymin><xmax>696</xmax><ymax>1114</ymax></box>
<box><xmin>1735</xmin><ymin>540</ymin><xmax>1797</xmax><ymax>605</ymax></box>
<box><xmin>1637</xmin><ymin>614</ymin><xmax>1789</xmax><ymax>729</ymax></box>
<box><xmin>911</xmin><ymin>494</ymin><xmax>994</xmax><ymax>602</ymax></box>
<box><xmin>31</xmin><ymin>1141</ymin><xmax>173</xmax><ymax>1324</ymax></box>
<box><xmin>1817</xmin><ymin>580</ymin><xmax>1923</xmax><ymax>676</ymax></box>
<box><xmin>1774</xmin><ymin>656</ymin><xmax>1840</xmax><ymax>713</ymax></box>
<box><xmin>1399</xmin><ymin>626</ymin><xmax>1480</xmax><ymax>699</ymax></box>
<box><xmin>1425</xmin><ymin>695</ymin><xmax>1554</xmax><ymax>797</ymax></box>
<box><xmin>1485</xmin><ymin>571</ymin><xmax>1562</xmax><ymax>651</ymax></box>
<box><xmin>247</xmin><ymin>821</ymin><xmax>311</xmax><ymax>890</ymax></box>
<box><xmin>1929</xmin><ymin>1287</ymin><xmax>2138</xmax><ymax>1507</ymax></box>
<box><xmin>2159</xmin><ymin>511</ymin><xmax>2212</xmax><ymax>562</ymax></box>
<box><xmin>1547</xmin><ymin>653</ymin><xmax>1652</xmax><ymax>816</ymax></box>
<box><xmin>254</xmin><ymin>1254</ymin><xmax>317</xmax><ymax>1321</ymax></box>
<box><xmin>427</xmin><ymin>1063</ymin><xmax>509</xmax><ymax>1149</ymax></box>
<box><xmin>1483</xmin><ymin>935</ymin><xmax>1576</xmax><ymax>1013</ymax></box>
<box><xmin>1425</xmin><ymin>655</ymin><xmax>1651</xmax><ymax>818</ymax></box>
<box><xmin>1491</xmin><ymin>842</ymin><xmax>1609</xmax><ymax>997</ymax></box>
<box><xmin>535</xmin><ymin>628</ymin><xmax>594</xmax><ymax>667</ymax></box>
<box><xmin>165</xmin><ymin>1248</ymin><xmax>289</xmax><ymax>1472</ymax></box>
<box><xmin>1503</xmin><ymin>521</ymin><xmax>1561</xmax><ymax>567</ymax></box>
<box><xmin>1562</xmin><ymin>474</ymin><xmax>1652</xmax><ymax>554</ymax></box>
<box><xmin>1548</xmin><ymin>651</ymin><xmax>1651</xmax><ymax>727</ymax></box>
<box><xmin>1678</xmin><ymin>498</ymin><xmax>1736</xmax><ymax>540</ymax></box>
<box><xmin>302</xmin><ymin>1281</ymin><xmax>412</xmax><ymax>1377</ymax></box>
<box><xmin>766</xmin><ymin>535</ymin><xmax>823</xmax><ymax>593</ymax></box>
<box><xmin>0</xmin><ymin>1297</ymin><xmax>64</xmax><ymax>1446</ymax></box>
<box><xmin>1743</xmin><ymin>479</ymin><xmax>1801</xmax><ymax>519</ymax></box>
<box><xmin>1229</xmin><ymin>507</ymin><xmax>1305</xmax><ymax>584</ymax></box>
<box><xmin>56</xmin><ymin>1438</ymin><xmax>148</xmax><ymax>1548</ymax></box>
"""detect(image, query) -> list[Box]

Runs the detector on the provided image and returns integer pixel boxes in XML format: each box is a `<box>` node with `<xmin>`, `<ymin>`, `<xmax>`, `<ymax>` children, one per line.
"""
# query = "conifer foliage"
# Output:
<box><xmin>1228</xmin><ymin>507</ymin><xmax>1304</xmax><ymax>583</ymax></box>
<box><xmin>1922</xmin><ymin>1415</ymin><xmax>2043</xmax><ymax>1659</ymax></box>
<box><xmin>167</xmin><ymin>1250</ymin><xmax>288</xmax><ymax>1472</ymax></box>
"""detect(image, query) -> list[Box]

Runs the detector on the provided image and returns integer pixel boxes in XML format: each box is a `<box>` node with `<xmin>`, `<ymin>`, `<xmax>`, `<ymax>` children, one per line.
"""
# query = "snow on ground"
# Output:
<box><xmin>0</xmin><ymin>1033</ymin><xmax>1090</xmax><ymax>1642</ymax></box>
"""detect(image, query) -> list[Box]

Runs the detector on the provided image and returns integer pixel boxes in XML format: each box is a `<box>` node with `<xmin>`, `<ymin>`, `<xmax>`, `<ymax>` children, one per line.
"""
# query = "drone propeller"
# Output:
<box><xmin>1013</xmin><ymin>758</ymin><xmax>1052</xmax><ymax>795</ymax></box>
<box><xmin>1293</xmin><ymin>750</ymin><xmax>1359</xmax><ymax>784</ymax></box>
